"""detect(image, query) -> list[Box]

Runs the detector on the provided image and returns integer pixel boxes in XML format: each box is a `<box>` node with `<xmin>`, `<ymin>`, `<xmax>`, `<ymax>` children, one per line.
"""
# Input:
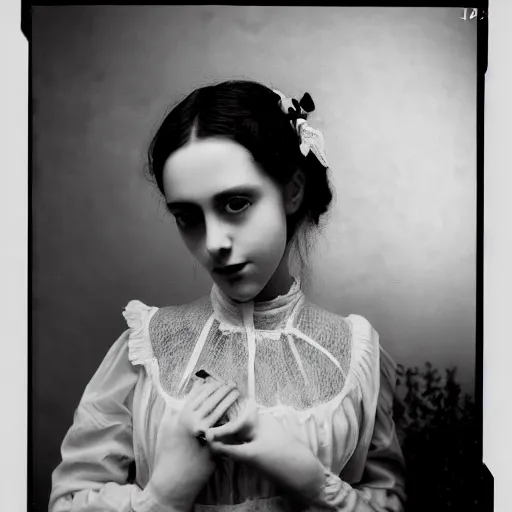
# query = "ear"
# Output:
<box><xmin>283</xmin><ymin>169</ymin><xmax>306</xmax><ymax>215</ymax></box>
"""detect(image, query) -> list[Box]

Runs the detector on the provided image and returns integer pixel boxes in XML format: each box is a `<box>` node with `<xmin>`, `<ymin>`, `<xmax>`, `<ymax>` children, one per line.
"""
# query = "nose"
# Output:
<box><xmin>205</xmin><ymin>216</ymin><xmax>232</xmax><ymax>261</ymax></box>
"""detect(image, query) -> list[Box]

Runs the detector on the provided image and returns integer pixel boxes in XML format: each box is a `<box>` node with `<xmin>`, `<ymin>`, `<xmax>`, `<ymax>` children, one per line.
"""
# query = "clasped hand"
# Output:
<box><xmin>146</xmin><ymin>376</ymin><xmax>239</xmax><ymax>511</ymax></box>
<box><xmin>147</xmin><ymin>377</ymin><xmax>326</xmax><ymax>511</ymax></box>
<box><xmin>205</xmin><ymin>400</ymin><xmax>326</xmax><ymax>505</ymax></box>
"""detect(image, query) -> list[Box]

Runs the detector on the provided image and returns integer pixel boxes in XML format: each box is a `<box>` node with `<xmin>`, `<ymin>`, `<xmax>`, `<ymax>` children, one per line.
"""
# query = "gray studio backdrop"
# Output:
<box><xmin>32</xmin><ymin>6</ymin><xmax>477</xmax><ymax>511</ymax></box>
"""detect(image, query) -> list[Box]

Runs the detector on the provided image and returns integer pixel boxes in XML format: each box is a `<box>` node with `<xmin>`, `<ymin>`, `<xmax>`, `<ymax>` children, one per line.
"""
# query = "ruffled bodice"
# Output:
<box><xmin>120</xmin><ymin>279</ymin><xmax>381</xmax><ymax>508</ymax></box>
<box><xmin>50</xmin><ymin>279</ymin><xmax>406</xmax><ymax>512</ymax></box>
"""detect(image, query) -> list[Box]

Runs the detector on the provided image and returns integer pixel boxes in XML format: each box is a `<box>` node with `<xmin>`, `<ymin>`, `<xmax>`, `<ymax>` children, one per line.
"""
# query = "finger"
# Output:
<box><xmin>187</xmin><ymin>373</ymin><xmax>218</xmax><ymax>400</ymax></box>
<box><xmin>204</xmin><ymin>388</ymin><xmax>240</xmax><ymax>426</ymax></box>
<box><xmin>184</xmin><ymin>378</ymin><xmax>210</xmax><ymax>405</ymax></box>
<box><xmin>186</xmin><ymin>378</ymin><xmax>205</xmax><ymax>399</ymax></box>
<box><xmin>189</xmin><ymin>380</ymin><xmax>225</xmax><ymax>409</ymax></box>
<box><xmin>197</xmin><ymin>382</ymin><xmax>237</xmax><ymax>417</ymax></box>
<box><xmin>208</xmin><ymin>438</ymin><xmax>252</xmax><ymax>462</ymax></box>
<box><xmin>206</xmin><ymin>412</ymin><xmax>249</xmax><ymax>443</ymax></box>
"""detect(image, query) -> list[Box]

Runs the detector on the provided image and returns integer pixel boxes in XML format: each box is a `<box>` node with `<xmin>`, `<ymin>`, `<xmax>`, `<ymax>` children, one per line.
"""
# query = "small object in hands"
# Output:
<box><xmin>195</xmin><ymin>430</ymin><xmax>208</xmax><ymax>446</ymax></box>
<box><xmin>195</xmin><ymin>369</ymin><xmax>211</xmax><ymax>379</ymax></box>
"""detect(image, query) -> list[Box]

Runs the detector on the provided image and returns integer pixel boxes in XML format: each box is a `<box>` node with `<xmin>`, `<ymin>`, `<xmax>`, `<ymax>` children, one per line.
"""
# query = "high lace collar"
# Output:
<box><xmin>210</xmin><ymin>278</ymin><xmax>305</xmax><ymax>331</ymax></box>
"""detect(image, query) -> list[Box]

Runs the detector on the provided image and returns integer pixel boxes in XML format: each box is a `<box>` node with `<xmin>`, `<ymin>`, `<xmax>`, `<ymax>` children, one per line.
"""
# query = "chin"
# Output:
<box><xmin>215</xmin><ymin>277</ymin><xmax>264</xmax><ymax>303</ymax></box>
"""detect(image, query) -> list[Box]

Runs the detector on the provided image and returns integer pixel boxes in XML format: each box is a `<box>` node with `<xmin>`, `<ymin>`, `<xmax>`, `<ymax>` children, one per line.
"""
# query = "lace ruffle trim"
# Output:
<box><xmin>122</xmin><ymin>299</ymin><xmax>158</xmax><ymax>367</ymax></box>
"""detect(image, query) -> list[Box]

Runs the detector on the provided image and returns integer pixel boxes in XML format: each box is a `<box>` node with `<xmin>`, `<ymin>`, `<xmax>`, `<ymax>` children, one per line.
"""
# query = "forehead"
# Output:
<box><xmin>163</xmin><ymin>137</ymin><xmax>269</xmax><ymax>202</ymax></box>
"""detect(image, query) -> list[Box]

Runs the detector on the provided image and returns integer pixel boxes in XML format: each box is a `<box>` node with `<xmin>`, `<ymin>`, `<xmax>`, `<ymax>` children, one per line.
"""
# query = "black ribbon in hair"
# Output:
<box><xmin>272</xmin><ymin>91</ymin><xmax>316</xmax><ymax>121</ymax></box>
<box><xmin>288</xmin><ymin>93</ymin><xmax>316</xmax><ymax>121</ymax></box>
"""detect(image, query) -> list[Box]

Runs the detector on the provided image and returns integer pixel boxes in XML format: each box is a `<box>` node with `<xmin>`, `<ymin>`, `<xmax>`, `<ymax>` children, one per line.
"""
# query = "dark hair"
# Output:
<box><xmin>147</xmin><ymin>79</ymin><xmax>333</xmax><ymax>243</ymax></box>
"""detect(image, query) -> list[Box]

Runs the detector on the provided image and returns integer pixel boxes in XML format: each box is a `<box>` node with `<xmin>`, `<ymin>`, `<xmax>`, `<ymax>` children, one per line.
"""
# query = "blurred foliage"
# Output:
<box><xmin>393</xmin><ymin>362</ymin><xmax>488</xmax><ymax>511</ymax></box>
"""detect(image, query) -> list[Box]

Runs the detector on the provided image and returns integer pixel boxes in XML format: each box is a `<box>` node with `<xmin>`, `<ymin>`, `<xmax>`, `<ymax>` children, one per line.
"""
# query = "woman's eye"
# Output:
<box><xmin>174</xmin><ymin>212</ymin><xmax>202</xmax><ymax>230</ymax></box>
<box><xmin>225</xmin><ymin>197</ymin><xmax>251</xmax><ymax>214</ymax></box>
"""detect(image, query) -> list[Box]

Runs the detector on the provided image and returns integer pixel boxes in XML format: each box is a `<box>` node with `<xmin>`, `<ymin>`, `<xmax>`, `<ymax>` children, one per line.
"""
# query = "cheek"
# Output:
<box><xmin>244</xmin><ymin>199</ymin><xmax>288</xmax><ymax>260</ymax></box>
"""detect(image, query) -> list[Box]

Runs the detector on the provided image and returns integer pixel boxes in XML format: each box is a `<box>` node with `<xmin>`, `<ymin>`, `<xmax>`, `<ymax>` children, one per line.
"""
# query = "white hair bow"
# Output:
<box><xmin>272</xmin><ymin>88</ymin><xmax>329</xmax><ymax>168</ymax></box>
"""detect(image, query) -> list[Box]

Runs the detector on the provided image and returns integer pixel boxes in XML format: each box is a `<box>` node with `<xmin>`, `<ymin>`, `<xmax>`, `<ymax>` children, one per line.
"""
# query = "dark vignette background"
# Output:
<box><xmin>32</xmin><ymin>6</ymin><xmax>477</xmax><ymax>511</ymax></box>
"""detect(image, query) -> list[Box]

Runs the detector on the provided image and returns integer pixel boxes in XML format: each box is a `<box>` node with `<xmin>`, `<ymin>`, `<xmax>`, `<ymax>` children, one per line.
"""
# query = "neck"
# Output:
<box><xmin>253</xmin><ymin>248</ymin><xmax>294</xmax><ymax>302</ymax></box>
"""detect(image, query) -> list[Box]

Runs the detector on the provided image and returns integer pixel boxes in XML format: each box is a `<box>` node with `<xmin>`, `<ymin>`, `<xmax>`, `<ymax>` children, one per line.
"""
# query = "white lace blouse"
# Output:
<box><xmin>49</xmin><ymin>279</ymin><xmax>406</xmax><ymax>511</ymax></box>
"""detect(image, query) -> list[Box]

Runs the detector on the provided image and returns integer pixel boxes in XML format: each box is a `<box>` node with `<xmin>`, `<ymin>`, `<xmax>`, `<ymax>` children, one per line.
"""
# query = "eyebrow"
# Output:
<box><xmin>167</xmin><ymin>185</ymin><xmax>260</xmax><ymax>210</ymax></box>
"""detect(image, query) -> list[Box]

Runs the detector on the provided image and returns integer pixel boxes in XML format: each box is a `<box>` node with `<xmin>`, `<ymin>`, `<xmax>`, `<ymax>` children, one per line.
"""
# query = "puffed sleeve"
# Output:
<box><xmin>305</xmin><ymin>347</ymin><xmax>406</xmax><ymax>512</ymax></box>
<box><xmin>352</xmin><ymin>346</ymin><xmax>406</xmax><ymax>510</ymax></box>
<box><xmin>48</xmin><ymin>330</ymin><xmax>170</xmax><ymax>512</ymax></box>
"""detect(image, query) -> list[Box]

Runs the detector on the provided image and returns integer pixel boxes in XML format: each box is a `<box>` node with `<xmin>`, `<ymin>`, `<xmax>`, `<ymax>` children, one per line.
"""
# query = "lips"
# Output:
<box><xmin>213</xmin><ymin>262</ymin><xmax>248</xmax><ymax>276</ymax></box>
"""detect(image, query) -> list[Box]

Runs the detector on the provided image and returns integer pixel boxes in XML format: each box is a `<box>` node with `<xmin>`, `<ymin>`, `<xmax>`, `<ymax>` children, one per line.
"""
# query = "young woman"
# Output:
<box><xmin>49</xmin><ymin>80</ymin><xmax>406</xmax><ymax>512</ymax></box>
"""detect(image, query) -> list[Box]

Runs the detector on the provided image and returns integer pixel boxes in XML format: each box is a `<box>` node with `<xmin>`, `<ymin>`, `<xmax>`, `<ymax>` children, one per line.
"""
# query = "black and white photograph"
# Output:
<box><xmin>24</xmin><ymin>5</ymin><xmax>491</xmax><ymax>512</ymax></box>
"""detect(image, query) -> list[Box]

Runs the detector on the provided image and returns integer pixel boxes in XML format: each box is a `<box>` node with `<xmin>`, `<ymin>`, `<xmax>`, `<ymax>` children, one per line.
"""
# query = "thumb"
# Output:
<box><xmin>208</xmin><ymin>437</ymin><xmax>252</xmax><ymax>462</ymax></box>
<box><xmin>207</xmin><ymin>400</ymin><xmax>258</xmax><ymax>444</ymax></box>
<box><xmin>206</xmin><ymin>415</ymin><xmax>245</xmax><ymax>444</ymax></box>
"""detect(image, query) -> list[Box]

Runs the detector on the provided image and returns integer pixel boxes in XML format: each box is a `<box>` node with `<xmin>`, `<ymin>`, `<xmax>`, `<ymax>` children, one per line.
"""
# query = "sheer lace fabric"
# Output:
<box><xmin>123</xmin><ymin>279</ymin><xmax>381</xmax><ymax>485</ymax></box>
<box><xmin>49</xmin><ymin>279</ymin><xmax>406</xmax><ymax>512</ymax></box>
<box><xmin>145</xmin><ymin>280</ymin><xmax>353</xmax><ymax>411</ymax></box>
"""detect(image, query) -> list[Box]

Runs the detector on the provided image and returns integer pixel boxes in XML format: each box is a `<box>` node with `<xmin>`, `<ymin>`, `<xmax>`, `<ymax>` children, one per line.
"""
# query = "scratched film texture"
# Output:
<box><xmin>32</xmin><ymin>6</ymin><xmax>477</xmax><ymax>511</ymax></box>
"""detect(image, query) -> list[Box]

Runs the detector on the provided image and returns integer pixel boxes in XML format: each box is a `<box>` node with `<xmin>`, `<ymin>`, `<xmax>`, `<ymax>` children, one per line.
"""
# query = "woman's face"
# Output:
<box><xmin>163</xmin><ymin>137</ymin><xmax>289</xmax><ymax>302</ymax></box>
